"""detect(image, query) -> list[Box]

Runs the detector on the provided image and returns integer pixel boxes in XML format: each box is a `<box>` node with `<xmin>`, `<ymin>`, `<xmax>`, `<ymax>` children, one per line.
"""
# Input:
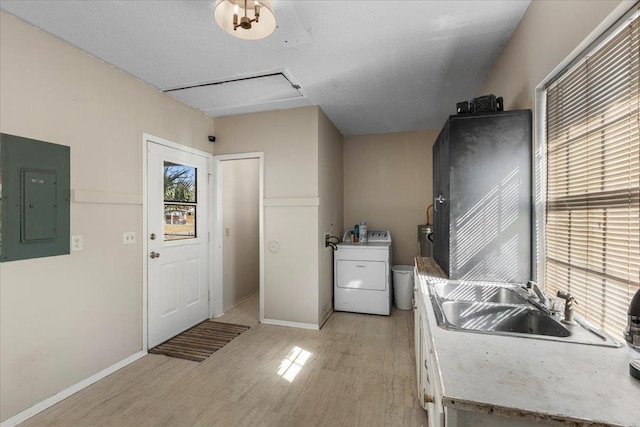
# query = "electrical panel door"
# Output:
<box><xmin>0</xmin><ymin>133</ymin><xmax>70</xmax><ymax>262</ymax></box>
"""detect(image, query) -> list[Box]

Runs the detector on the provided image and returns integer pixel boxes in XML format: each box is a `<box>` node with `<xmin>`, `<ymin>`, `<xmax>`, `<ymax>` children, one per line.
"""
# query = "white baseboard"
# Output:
<box><xmin>319</xmin><ymin>309</ymin><xmax>333</xmax><ymax>328</ymax></box>
<box><xmin>261</xmin><ymin>318</ymin><xmax>319</xmax><ymax>330</ymax></box>
<box><xmin>222</xmin><ymin>290</ymin><xmax>259</xmax><ymax>313</ymax></box>
<box><xmin>0</xmin><ymin>350</ymin><xmax>147</xmax><ymax>427</ymax></box>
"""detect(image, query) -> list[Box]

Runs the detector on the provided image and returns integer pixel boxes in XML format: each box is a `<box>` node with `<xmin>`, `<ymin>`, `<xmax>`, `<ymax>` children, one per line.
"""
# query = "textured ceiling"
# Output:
<box><xmin>0</xmin><ymin>0</ymin><xmax>530</xmax><ymax>136</ymax></box>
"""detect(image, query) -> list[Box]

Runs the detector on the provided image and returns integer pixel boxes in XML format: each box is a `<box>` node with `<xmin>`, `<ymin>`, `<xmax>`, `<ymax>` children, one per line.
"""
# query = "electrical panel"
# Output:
<box><xmin>0</xmin><ymin>133</ymin><xmax>70</xmax><ymax>262</ymax></box>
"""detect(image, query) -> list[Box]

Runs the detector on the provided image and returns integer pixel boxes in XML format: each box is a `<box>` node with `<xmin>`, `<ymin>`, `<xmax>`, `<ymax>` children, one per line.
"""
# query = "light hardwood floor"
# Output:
<box><xmin>21</xmin><ymin>295</ymin><xmax>428</xmax><ymax>426</ymax></box>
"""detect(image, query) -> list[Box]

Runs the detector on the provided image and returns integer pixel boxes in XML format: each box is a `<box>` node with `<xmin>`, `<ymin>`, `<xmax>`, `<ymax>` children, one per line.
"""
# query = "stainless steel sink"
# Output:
<box><xmin>434</xmin><ymin>281</ymin><xmax>529</xmax><ymax>305</ymax></box>
<box><xmin>429</xmin><ymin>281</ymin><xmax>621</xmax><ymax>347</ymax></box>
<box><xmin>438</xmin><ymin>301</ymin><xmax>570</xmax><ymax>337</ymax></box>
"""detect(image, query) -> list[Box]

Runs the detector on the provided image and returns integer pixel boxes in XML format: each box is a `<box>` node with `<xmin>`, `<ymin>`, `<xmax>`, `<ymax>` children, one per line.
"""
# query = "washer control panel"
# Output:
<box><xmin>368</xmin><ymin>230</ymin><xmax>391</xmax><ymax>243</ymax></box>
<box><xmin>342</xmin><ymin>230</ymin><xmax>392</xmax><ymax>244</ymax></box>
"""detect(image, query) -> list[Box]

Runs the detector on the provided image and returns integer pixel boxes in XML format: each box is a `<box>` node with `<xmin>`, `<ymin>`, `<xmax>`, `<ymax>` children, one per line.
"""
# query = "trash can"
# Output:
<box><xmin>392</xmin><ymin>265</ymin><xmax>414</xmax><ymax>310</ymax></box>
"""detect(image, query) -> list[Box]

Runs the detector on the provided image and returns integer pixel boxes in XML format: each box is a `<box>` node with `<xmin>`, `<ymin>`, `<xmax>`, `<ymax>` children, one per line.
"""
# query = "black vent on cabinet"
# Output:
<box><xmin>456</xmin><ymin>94</ymin><xmax>504</xmax><ymax>115</ymax></box>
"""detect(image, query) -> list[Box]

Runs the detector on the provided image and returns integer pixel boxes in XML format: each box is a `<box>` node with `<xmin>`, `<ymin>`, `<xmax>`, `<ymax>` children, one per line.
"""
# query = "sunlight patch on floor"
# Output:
<box><xmin>277</xmin><ymin>346</ymin><xmax>312</xmax><ymax>382</ymax></box>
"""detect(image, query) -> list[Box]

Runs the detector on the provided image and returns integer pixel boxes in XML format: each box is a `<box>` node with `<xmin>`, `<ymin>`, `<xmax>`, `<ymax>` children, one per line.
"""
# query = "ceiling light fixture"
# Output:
<box><xmin>214</xmin><ymin>0</ymin><xmax>276</xmax><ymax>40</ymax></box>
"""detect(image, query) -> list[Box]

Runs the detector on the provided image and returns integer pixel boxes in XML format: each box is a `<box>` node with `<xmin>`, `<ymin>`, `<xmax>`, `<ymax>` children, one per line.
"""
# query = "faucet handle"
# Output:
<box><xmin>526</xmin><ymin>281</ymin><xmax>548</xmax><ymax>304</ymax></box>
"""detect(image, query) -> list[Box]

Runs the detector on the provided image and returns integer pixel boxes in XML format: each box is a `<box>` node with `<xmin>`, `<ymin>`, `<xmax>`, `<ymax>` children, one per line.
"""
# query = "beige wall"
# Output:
<box><xmin>222</xmin><ymin>158</ymin><xmax>260</xmax><ymax>310</ymax></box>
<box><xmin>343</xmin><ymin>130</ymin><xmax>438</xmax><ymax>266</ymax></box>
<box><xmin>317</xmin><ymin>109</ymin><xmax>344</xmax><ymax>325</ymax></box>
<box><xmin>214</xmin><ymin>107</ymin><xmax>321</xmax><ymax>325</ymax></box>
<box><xmin>263</xmin><ymin>205</ymin><xmax>319</xmax><ymax>324</ymax></box>
<box><xmin>213</xmin><ymin>107</ymin><xmax>319</xmax><ymax>199</ymax></box>
<box><xmin>0</xmin><ymin>12</ymin><xmax>214</xmax><ymax>421</ymax></box>
<box><xmin>478</xmin><ymin>0</ymin><xmax>625</xmax><ymax>109</ymax></box>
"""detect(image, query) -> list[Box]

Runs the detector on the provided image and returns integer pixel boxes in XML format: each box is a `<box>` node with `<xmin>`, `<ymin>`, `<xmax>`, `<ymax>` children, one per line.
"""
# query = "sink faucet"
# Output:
<box><xmin>527</xmin><ymin>281</ymin><xmax>547</xmax><ymax>305</ymax></box>
<box><xmin>557</xmin><ymin>291</ymin><xmax>578</xmax><ymax>325</ymax></box>
<box><xmin>523</xmin><ymin>281</ymin><xmax>551</xmax><ymax>315</ymax></box>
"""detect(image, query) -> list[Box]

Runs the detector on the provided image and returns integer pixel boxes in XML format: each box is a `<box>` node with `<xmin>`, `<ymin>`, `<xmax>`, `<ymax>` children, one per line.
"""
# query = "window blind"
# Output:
<box><xmin>545</xmin><ymin>11</ymin><xmax>639</xmax><ymax>338</ymax></box>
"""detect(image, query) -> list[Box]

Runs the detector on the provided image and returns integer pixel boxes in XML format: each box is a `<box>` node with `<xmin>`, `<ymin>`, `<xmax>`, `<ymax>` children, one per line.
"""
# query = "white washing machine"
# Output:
<box><xmin>334</xmin><ymin>230</ymin><xmax>392</xmax><ymax>315</ymax></box>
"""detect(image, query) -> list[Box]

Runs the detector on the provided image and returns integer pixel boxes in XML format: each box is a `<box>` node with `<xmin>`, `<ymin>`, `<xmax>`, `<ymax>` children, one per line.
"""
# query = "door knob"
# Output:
<box><xmin>150</xmin><ymin>251</ymin><xmax>160</xmax><ymax>259</ymax></box>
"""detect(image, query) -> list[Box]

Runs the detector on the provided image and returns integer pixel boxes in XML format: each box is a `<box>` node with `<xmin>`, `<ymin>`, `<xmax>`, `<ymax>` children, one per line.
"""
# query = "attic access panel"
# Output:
<box><xmin>164</xmin><ymin>72</ymin><xmax>303</xmax><ymax>116</ymax></box>
<box><xmin>0</xmin><ymin>133</ymin><xmax>70</xmax><ymax>262</ymax></box>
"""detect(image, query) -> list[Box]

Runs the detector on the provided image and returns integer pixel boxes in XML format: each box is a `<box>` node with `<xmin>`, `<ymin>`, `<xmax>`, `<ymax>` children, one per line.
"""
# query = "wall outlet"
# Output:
<box><xmin>324</xmin><ymin>232</ymin><xmax>331</xmax><ymax>249</ymax></box>
<box><xmin>123</xmin><ymin>232</ymin><xmax>136</xmax><ymax>245</ymax></box>
<box><xmin>71</xmin><ymin>235</ymin><xmax>83</xmax><ymax>251</ymax></box>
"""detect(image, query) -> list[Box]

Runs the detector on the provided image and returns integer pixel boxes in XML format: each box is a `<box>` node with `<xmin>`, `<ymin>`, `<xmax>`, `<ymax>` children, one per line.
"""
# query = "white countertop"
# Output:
<box><xmin>415</xmin><ymin>258</ymin><xmax>640</xmax><ymax>426</ymax></box>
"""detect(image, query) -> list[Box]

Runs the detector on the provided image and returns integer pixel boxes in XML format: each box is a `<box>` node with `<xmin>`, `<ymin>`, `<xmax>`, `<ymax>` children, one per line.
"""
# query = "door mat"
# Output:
<box><xmin>149</xmin><ymin>320</ymin><xmax>250</xmax><ymax>362</ymax></box>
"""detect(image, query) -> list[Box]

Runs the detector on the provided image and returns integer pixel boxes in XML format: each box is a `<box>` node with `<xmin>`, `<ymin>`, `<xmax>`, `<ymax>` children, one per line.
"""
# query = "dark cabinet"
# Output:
<box><xmin>432</xmin><ymin>110</ymin><xmax>532</xmax><ymax>282</ymax></box>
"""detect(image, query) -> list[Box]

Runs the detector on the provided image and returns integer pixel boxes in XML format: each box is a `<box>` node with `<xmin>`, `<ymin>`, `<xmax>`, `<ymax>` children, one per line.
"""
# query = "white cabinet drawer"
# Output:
<box><xmin>336</xmin><ymin>260</ymin><xmax>387</xmax><ymax>291</ymax></box>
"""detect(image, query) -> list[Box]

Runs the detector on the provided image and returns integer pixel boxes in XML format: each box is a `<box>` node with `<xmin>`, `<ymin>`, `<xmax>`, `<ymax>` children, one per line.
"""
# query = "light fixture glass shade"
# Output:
<box><xmin>214</xmin><ymin>0</ymin><xmax>276</xmax><ymax>40</ymax></box>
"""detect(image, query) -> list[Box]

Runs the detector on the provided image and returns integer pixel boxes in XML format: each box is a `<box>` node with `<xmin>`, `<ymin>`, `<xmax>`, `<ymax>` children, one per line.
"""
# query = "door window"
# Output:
<box><xmin>164</xmin><ymin>161</ymin><xmax>197</xmax><ymax>241</ymax></box>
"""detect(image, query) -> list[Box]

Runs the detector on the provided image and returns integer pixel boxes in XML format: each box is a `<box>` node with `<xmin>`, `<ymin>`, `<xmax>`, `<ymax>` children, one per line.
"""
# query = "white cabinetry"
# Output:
<box><xmin>414</xmin><ymin>281</ymin><xmax>443</xmax><ymax>427</ymax></box>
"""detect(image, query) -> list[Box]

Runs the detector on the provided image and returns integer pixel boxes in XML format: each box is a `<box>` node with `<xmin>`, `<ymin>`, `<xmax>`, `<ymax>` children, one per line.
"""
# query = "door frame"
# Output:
<box><xmin>211</xmin><ymin>152</ymin><xmax>265</xmax><ymax>322</ymax></box>
<box><xmin>141</xmin><ymin>133</ymin><xmax>214</xmax><ymax>351</ymax></box>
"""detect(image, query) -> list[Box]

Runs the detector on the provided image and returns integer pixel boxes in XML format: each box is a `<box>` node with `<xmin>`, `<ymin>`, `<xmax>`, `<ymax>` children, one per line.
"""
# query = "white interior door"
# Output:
<box><xmin>147</xmin><ymin>141</ymin><xmax>209</xmax><ymax>348</ymax></box>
